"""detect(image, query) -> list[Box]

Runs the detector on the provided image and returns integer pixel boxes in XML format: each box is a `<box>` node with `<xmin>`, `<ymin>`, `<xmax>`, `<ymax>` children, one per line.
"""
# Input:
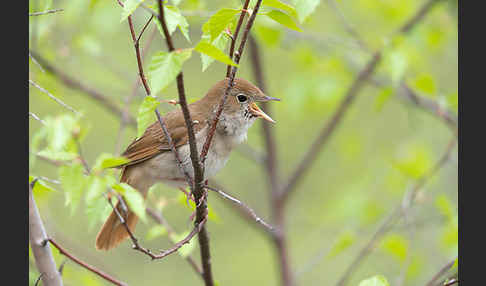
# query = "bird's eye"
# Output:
<box><xmin>237</xmin><ymin>94</ymin><xmax>248</xmax><ymax>103</ymax></box>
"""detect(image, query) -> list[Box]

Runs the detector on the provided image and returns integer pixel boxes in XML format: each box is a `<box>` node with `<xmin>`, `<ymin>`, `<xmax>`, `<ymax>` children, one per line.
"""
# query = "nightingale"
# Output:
<box><xmin>95</xmin><ymin>77</ymin><xmax>280</xmax><ymax>250</ymax></box>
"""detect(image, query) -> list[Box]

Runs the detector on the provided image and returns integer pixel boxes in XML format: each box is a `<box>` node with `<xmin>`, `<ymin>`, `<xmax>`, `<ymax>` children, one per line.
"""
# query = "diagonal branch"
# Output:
<box><xmin>29</xmin><ymin>79</ymin><xmax>80</xmax><ymax>115</ymax></box>
<box><xmin>205</xmin><ymin>184</ymin><xmax>275</xmax><ymax>234</ymax></box>
<box><xmin>29</xmin><ymin>8</ymin><xmax>64</xmax><ymax>16</ymax></box>
<box><xmin>47</xmin><ymin>238</ymin><xmax>128</xmax><ymax>286</ymax></box>
<box><xmin>28</xmin><ymin>50</ymin><xmax>136</xmax><ymax>126</ymax></box>
<box><xmin>279</xmin><ymin>0</ymin><xmax>445</xmax><ymax>203</ymax></box>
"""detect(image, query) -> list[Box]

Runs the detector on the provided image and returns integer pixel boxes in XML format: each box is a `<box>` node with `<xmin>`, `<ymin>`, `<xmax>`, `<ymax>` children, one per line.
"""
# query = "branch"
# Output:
<box><xmin>424</xmin><ymin>257</ymin><xmax>457</xmax><ymax>286</ymax></box>
<box><xmin>226</xmin><ymin>0</ymin><xmax>251</xmax><ymax>77</ymax></box>
<box><xmin>280</xmin><ymin>0</ymin><xmax>445</xmax><ymax>203</ymax></box>
<box><xmin>29</xmin><ymin>111</ymin><xmax>46</xmax><ymax>125</ymax></box>
<box><xmin>28</xmin><ymin>50</ymin><xmax>136</xmax><ymax>126</ymax></box>
<box><xmin>335</xmin><ymin>137</ymin><xmax>456</xmax><ymax>286</ymax></box>
<box><xmin>47</xmin><ymin>238</ymin><xmax>128</xmax><ymax>286</ymax></box>
<box><xmin>29</xmin><ymin>180</ymin><xmax>64</xmax><ymax>286</ymax></box>
<box><xmin>29</xmin><ymin>79</ymin><xmax>80</xmax><ymax>115</ymax></box>
<box><xmin>200</xmin><ymin>0</ymin><xmax>264</xmax><ymax>165</ymax></box>
<box><xmin>248</xmin><ymin>34</ymin><xmax>293</xmax><ymax>286</ymax></box>
<box><xmin>29</xmin><ymin>8</ymin><xmax>64</xmax><ymax>16</ymax></box>
<box><xmin>156</xmin><ymin>0</ymin><xmax>217</xmax><ymax>284</ymax></box>
<box><xmin>205</xmin><ymin>184</ymin><xmax>275</xmax><ymax>234</ymax></box>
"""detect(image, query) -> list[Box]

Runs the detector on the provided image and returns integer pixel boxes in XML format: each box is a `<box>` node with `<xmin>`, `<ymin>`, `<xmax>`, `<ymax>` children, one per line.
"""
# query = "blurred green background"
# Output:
<box><xmin>29</xmin><ymin>0</ymin><xmax>458</xmax><ymax>285</ymax></box>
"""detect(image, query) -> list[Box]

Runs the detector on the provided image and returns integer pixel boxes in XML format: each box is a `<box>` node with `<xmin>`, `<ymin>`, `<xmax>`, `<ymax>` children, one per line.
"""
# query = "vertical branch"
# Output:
<box><xmin>156</xmin><ymin>0</ymin><xmax>213</xmax><ymax>284</ymax></box>
<box><xmin>226</xmin><ymin>0</ymin><xmax>251</xmax><ymax>77</ymax></box>
<box><xmin>248</xmin><ymin>34</ymin><xmax>294</xmax><ymax>286</ymax></box>
<box><xmin>29</xmin><ymin>180</ymin><xmax>64</xmax><ymax>286</ymax></box>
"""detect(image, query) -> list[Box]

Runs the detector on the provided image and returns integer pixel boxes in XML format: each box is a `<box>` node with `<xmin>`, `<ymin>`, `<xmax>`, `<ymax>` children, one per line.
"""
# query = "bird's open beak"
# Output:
<box><xmin>249</xmin><ymin>102</ymin><xmax>276</xmax><ymax>123</ymax></box>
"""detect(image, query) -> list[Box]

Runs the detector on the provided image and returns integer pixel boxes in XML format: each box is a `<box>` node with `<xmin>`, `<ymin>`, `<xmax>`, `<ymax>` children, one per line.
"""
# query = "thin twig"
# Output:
<box><xmin>29</xmin><ymin>112</ymin><xmax>46</xmax><ymax>125</ymax></box>
<box><xmin>205</xmin><ymin>185</ymin><xmax>275</xmax><ymax>233</ymax></box>
<box><xmin>424</xmin><ymin>257</ymin><xmax>457</xmax><ymax>286</ymax></box>
<box><xmin>29</xmin><ymin>79</ymin><xmax>80</xmax><ymax>115</ymax></box>
<box><xmin>48</xmin><ymin>238</ymin><xmax>128</xmax><ymax>286</ymax></box>
<box><xmin>29</xmin><ymin>52</ymin><xmax>45</xmax><ymax>73</ymax></box>
<box><xmin>335</xmin><ymin>137</ymin><xmax>456</xmax><ymax>286</ymax></box>
<box><xmin>226</xmin><ymin>0</ymin><xmax>251</xmax><ymax>77</ymax></box>
<box><xmin>29</xmin><ymin>8</ymin><xmax>64</xmax><ymax>16</ymax></box>
<box><xmin>28</xmin><ymin>50</ymin><xmax>136</xmax><ymax>125</ymax></box>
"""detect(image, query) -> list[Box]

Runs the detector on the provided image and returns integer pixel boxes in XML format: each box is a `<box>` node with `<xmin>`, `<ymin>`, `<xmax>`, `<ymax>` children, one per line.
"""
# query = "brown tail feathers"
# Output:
<box><xmin>95</xmin><ymin>166</ymin><xmax>146</xmax><ymax>251</ymax></box>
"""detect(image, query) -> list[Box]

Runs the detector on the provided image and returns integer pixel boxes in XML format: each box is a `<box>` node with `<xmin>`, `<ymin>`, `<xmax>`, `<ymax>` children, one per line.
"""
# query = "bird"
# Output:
<box><xmin>95</xmin><ymin>77</ymin><xmax>280</xmax><ymax>250</ymax></box>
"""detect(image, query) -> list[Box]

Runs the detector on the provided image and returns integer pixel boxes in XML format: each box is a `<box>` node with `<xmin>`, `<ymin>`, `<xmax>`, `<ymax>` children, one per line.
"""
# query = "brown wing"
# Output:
<box><xmin>120</xmin><ymin>104</ymin><xmax>208</xmax><ymax>167</ymax></box>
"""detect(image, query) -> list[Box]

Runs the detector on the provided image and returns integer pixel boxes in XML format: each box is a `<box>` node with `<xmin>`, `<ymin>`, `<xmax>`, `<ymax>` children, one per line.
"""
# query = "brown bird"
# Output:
<box><xmin>95</xmin><ymin>78</ymin><xmax>280</xmax><ymax>250</ymax></box>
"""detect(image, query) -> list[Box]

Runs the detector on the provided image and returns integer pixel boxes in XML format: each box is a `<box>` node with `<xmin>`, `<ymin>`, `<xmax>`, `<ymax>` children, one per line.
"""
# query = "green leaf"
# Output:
<box><xmin>120</xmin><ymin>0</ymin><xmax>146</xmax><ymax>22</ymax></box>
<box><xmin>358</xmin><ymin>275</ymin><xmax>390</xmax><ymax>286</ymax></box>
<box><xmin>264</xmin><ymin>10</ymin><xmax>302</xmax><ymax>32</ymax></box>
<box><xmin>194</xmin><ymin>41</ymin><xmax>238</xmax><ymax>67</ymax></box>
<box><xmin>327</xmin><ymin>231</ymin><xmax>356</xmax><ymax>258</ymax></box>
<box><xmin>153</xmin><ymin>5</ymin><xmax>191</xmax><ymax>42</ymax></box>
<box><xmin>59</xmin><ymin>163</ymin><xmax>86</xmax><ymax>215</ymax></box>
<box><xmin>293</xmin><ymin>0</ymin><xmax>320</xmax><ymax>23</ymax></box>
<box><xmin>171</xmin><ymin>230</ymin><xmax>197</xmax><ymax>257</ymax></box>
<box><xmin>263</xmin><ymin>0</ymin><xmax>297</xmax><ymax>18</ymax></box>
<box><xmin>148</xmin><ymin>49</ymin><xmax>192</xmax><ymax>95</ymax></box>
<box><xmin>85</xmin><ymin>176</ymin><xmax>109</xmax><ymax>230</ymax></box>
<box><xmin>411</xmin><ymin>73</ymin><xmax>436</xmax><ymax>95</ymax></box>
<box><xmin>381</xmin><ymin>234</ymin><xmax>409</xmax><ymax>262</ymax></box>
<box><xmin>202</xmin><ymin>8</ymin><xmax>240</xmax><ymax>41</ymax></box>
<box><xmin>93</xmin><ymin>153</ymin><xmax>130</xmax><ymax>171</ymax></box>
<box><xmin>36</xmin><ymin>149</ymin><xmax>78</xmax><ymax>161</ymax></box>
<box><xmin>199</xmin><ymin>33</ymin><xmax>230</xmax><ymax>71</ymax></box>
<box><xmin>136</xmin><ymin>96</ymin><xmax>161</xmax><ymax>138</ymax></box>
<box><xmin>146</xmin><ymin>225</ymin><xmax>168</xmax><ymax>240</ymax></box>
<box><xmin>392</xmin><ymin>144</ymin><xmax>432</xmax><ymax>179</ymax></box>
<box><xmin>113</xmin><ymin>183</ymin><xmax>147</xmax><ymax>223</ymax></box>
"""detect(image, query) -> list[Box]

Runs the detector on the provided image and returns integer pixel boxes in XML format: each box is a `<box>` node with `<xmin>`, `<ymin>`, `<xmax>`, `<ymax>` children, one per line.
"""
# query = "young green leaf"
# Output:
<box><xmin>85</xmin><ymin>176</ymin><xmax>109</xmax><ymax>230</ymax></box>
<box><xmin>136</xmin><ymin>97</ymin><xmax>161</xmax><ymax>138</ymax></box>
<box><xmin>199</xmin><ymin>33</ymin><xmax>230</xmax><ymax>71</ymax></box>
<box><xmin>263</xmin><ymin>0</ymin><xmax>297</xmax><ymax>18</ymax></box>
<box><xmin>411</xmin><ymin>73</ymin><xmax>437</xmax><ymax>95</ymax></box>
<box><xmin>358</xmin><ymin>275</ymin><xmax>390</xmax><ymax>286</ymax></box>
<box><xmin>92</xmin><ymin>153</ymin><xmax>130</xmax><ymax>171</ymax></box>
<box><xmin>120</xmin><ymin>0</ymin><xmax>146</xmax><ymax>22</ymax></box>
<box><xmin>293</xmin><ymin>0</ymin><xmax>320</xmax><ymax>23</ymax></box>
<box><xmin>59</xmin><ymin>163</ymin><xmax>86</xmax><ymax>215</ymax></box>
<box><xmin>148</xmin><ymin>49</ymin><xmax>192</xmax><ymax>95</ymax></box>
<box><xmin>113</xmin><ymin>183</ymin><xmax>147</xmax><ymax>223</ymax></box>
<box><xmin>264</xmin><ymin>10</ymin><xmax>302</xmax><ymax>32</ymax></box>
<box><xmin>202</xmin><ymin>8</ymin><xmax>240</xmax><ymax>41</ymax></box>
<box><xmin>327</xmin><ymin>231</ymin><xmax>356</xmax><ymax>259</ymax></box>
<box><xmin>146</xmin><ymin>225</ymin><xmax>168</xmax><ymax>240</ymax></box>
<box><xmin>194</xmin><ymin>41</ymin><xmax>238</xmax><ymax>67</ymax></box>
<box><xmin>381</xmin><ymin>234</ymin><xmax>409</xmax><ymax>262</ymax></box>
<box><xmin>374</xmin><ymin>86</ymin><xmax>394</xmax><ymax>112</ymax></box>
